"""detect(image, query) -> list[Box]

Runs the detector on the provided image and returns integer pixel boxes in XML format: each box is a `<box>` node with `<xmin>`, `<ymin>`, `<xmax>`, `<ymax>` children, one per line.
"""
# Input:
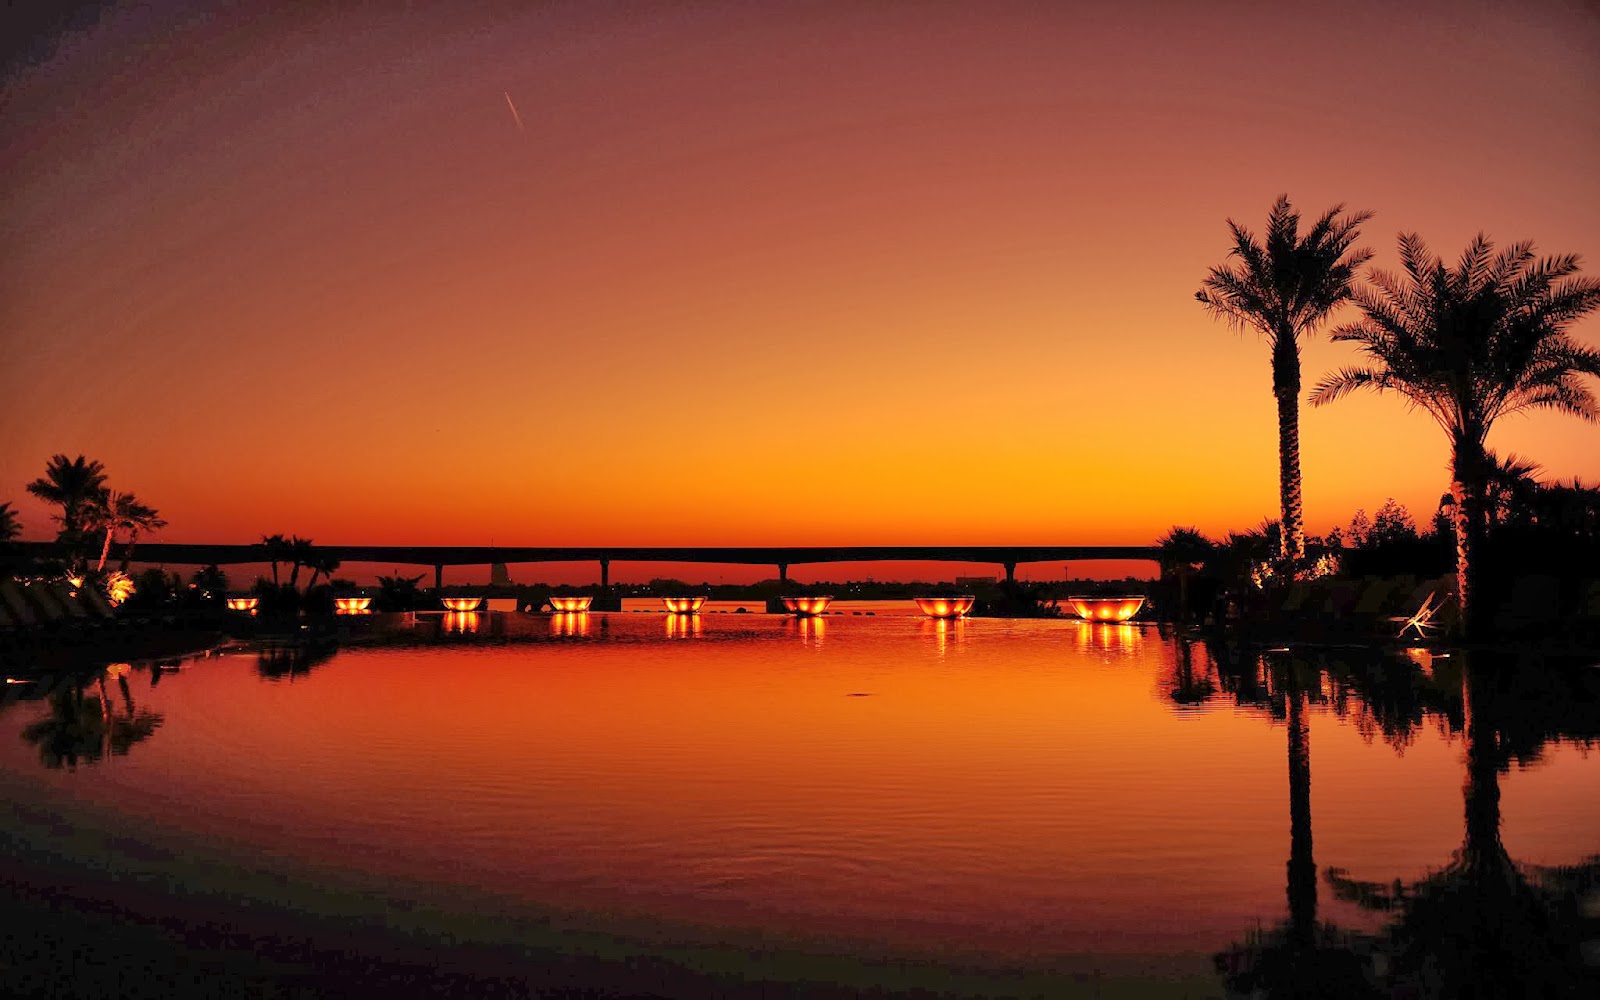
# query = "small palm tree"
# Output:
<box><xmin>1197</xmin><ymin>197</ymin><xmax>1373</xmax><ymax>564</ymax></box>
<box><xmin>1158</xmin><ymin>526</ymin><xmax>1214</xmax><ymax>625</ymax></box>
<box><xmin>1310</xmin><ymin>234</ymin><xmax>1600</xmax><ymax>636</ymax></box>
<box><xmin>0</xmin><ymin>501</ymin><xmax>20</xmax><ymax>543</ymax></box>
<box><xmin>1481</xmin><ymin>451</ymin><xmax>1542</xmax><ymax>530</ymax></box>
<box><xmin>25</xmin><ymin>454</ymin><xmax>109</xmax><ymax>561</ymax></box>
<box><xmin>304</xmin><ymin>552</ymin><xmax>341</xmax><ymax>590</ymax></box>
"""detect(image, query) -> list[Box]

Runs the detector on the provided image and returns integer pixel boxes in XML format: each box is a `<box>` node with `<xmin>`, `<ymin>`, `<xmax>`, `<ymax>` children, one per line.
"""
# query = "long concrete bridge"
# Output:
<box><xmin>13</xmin><ymin>542</ymin><xmax>1162</xmax><ymax>588</ymax></box>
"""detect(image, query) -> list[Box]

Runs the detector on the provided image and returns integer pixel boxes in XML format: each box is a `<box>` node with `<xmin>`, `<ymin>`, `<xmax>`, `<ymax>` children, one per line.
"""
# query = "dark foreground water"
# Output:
<box><xmin>2</xmin><ymin>611</ymin><xmax>1597</xmax><ymax>997</ymax></box>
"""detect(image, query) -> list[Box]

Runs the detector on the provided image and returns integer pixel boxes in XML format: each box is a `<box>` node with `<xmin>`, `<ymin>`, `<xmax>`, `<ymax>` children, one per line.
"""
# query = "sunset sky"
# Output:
<box><xmin>3</xmin><ymin>1</ymin><xmax>1597</xmax><ymax>582</ymax></box>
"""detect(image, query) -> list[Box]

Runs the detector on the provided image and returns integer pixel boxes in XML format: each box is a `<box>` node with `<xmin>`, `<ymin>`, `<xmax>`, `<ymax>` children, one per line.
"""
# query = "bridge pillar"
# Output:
<box><xmin>434</xmin><ymin>564</ymin><xmax>443</xmax><ymax>591</ymax></box>
<box><xmin>1003</xmin><ymin>561</ymin><xmax>1017</xmax><ymax>584</ymax></box>
<box><xmin>599</xmin><ymin>558</ymin><xmax>610</xmax><ymax>588</ymax></box>
<box><xmin>778</xmin><ymin>562</ymin><xmax>788</xmax><ymax>584</ymax></box>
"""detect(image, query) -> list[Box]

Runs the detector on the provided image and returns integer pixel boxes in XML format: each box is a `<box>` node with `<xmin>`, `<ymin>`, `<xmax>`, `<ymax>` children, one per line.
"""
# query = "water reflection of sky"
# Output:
<box><xmin>0</xmin><ymin>613</ymin><xmax>1595</xmax><ymax>987</ymax></box>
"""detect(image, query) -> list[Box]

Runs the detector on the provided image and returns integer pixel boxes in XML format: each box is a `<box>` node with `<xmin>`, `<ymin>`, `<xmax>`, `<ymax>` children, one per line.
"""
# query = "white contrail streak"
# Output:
<box><xmin>503</xmin><ymin>92</ymin><xmax>524</xmax><ymax>132</ymax></box>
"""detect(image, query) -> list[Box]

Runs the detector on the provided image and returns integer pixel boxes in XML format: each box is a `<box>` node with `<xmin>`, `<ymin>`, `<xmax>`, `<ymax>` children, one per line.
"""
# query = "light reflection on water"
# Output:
<box><xmin>1</xmin><ymin>611</ymin><xmax>1596</xmax><ymax>992</ymax></box>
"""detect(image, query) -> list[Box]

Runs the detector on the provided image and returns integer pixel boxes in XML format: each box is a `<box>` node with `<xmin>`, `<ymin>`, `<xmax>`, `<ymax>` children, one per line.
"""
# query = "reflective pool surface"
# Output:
<box><xmin>2</xmin><ymin>612</ymin><xmax>1597</xmax><ymax>996</ymax></box>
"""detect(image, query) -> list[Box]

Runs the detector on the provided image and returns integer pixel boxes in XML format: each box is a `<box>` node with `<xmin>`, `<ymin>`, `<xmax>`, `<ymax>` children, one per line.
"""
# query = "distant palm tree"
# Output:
<box><xmin>1310</xmin><ymin>234</ymin><xmax>1600</xmax><ymax>636</ymax></box>
<box><xmin>25</xmin><ymin>454</ymin><xmax>109</xmax><ymax>561</ymax></box>
<box><xmin>86</xmin><ymin>491</ymin><xmax>167</xmax><ymax>573</ymax></box>
<box><xmin>1158</xmin><ymin>526</ymin><xmax>1214</xmax><ymax>625</ymax></box>
<box><xmin>304</xmin><ymin>551</ymin><xmax>341</xmax><ymax>590</ymax></box>
<box><xmin>1480</xmin><ymin>450</ymin><xmax>1542</xmax><ymax>530</ymax></box>
<box><xmin>260</xmin><ymin>534</ymin><xmax>290</xmax><ymax>586</ymax></box>
<box><xmin>287</xmin><ymin>536</ymin><xmax>315</xmax><ymax>589</ymax></box>
<box><xmin>1197</xmin><ymin>197</ymin><xmax>1373</xmax><ymax>565</ymax></box>
<box><xmin>0</xmin><ymin>501</ymin><xmax>20</xmax><ymax>543</ymax></box>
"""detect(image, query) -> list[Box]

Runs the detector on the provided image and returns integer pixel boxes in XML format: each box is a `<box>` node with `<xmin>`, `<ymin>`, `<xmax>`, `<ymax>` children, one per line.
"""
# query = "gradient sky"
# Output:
<box><xmin>3</xmin><ymin>1</ymin><xmax>1597</xmax><ymax>581</ymax></box>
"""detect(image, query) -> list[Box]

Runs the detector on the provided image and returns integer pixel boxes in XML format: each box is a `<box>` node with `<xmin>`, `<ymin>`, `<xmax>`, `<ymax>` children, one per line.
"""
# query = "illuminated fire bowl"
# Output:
<box><xmin>548</xmin><ymin>596</ymin><xmax>593</xmax><ymax>613</ymax></box>
<box><xmin>441</xmin><ymin>597</ymin><xmax>483</xmax><ymax>612</ymax></box>
<box><xmin>225</xmin><ymin>597</ymin><xmax>260</xmax><ymax>612</ymax></box>
<box><xmin>914</xmin><ymin>595</ymin><xmax>975</xmax><ymax>619</ymax></box>
<box><xmin>661</xmin><ymin>596</ymin><xmax>708</xmax><ymax>614</ymax></box>
<box><xmin>334</xmin><ymin>597</ymin><xmax>373</xmax><ymax>613</ymax></box>
<box><xmin>780</xmin><ymin>596</ymin><xmax>833</xmax><ymax>616</ymax></box>
<box><xmin>1066</xmin><ymin>596</ymin><xmax>1146</xmax><ymax>622</ymax></box>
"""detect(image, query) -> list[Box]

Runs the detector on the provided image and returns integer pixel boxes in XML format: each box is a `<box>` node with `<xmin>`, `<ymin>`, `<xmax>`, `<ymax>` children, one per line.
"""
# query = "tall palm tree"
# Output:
<box><xmin>1197</xmin><ymin>197</ymin><xmax>1373</xmax><ymax>564</ymax></box>
<box><xmin>1310</xmin><ymin>234</ymin><xmax>1600</xmax><ymax>637</ymax></box>
<box><xmin>24</xmin><ymin>454</ymin><xmax>109</xmax><ymax>559</ymax></box>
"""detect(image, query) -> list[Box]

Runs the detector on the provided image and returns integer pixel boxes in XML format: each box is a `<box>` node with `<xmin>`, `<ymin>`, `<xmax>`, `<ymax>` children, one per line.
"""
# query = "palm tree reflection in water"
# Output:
<box><xmin>1167</xmin><ymin>637</ymin><xmax>1218</xmax><ymax>706</ymax></box>
<box><xmin>20</xmin><ymin>666</ymin><xmax>163</xmax><ymax>769</ymax></box>
<box><xmin>1214</xmin><ymin>654</ymin><xmax>1379</xmax><ymax>997</ymax></box>
<box><xmin>1212</xmin><ymin>648</ymin><xmax>1600</xmax><ymax>997</ymax></box>
<box><xmin>1323</xmin><ymin>656</ymin><xmax>1600</xmax><ymax>997</ymax></box>
<box><xmin>256</xmin><ymin>642</ymin><xmax>338</xmax><ymax>682</ymax></box>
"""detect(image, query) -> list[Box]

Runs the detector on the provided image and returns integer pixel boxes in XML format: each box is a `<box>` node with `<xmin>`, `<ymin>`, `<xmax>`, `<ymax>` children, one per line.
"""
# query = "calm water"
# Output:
<box><xmin>3</xmin><ymin>610</ymin><xmax>1597</xmax><ymax>994</ymax></box>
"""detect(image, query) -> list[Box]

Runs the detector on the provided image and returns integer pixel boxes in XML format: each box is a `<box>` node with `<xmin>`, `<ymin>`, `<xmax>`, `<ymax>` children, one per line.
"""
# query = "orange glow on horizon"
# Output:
<box><xmin>0</xmin><ymin>5</ymin><xmax>1594</xmax><ymax>560</ymax></box>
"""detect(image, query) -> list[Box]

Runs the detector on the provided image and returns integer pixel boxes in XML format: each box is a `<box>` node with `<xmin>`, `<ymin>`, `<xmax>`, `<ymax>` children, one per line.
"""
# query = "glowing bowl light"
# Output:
<box><xmin>1066</xmin><ymin>596</ymin><xmax>1146</xmax><ymax>622</ymax></box>
<box><xmin>226</xmin><ymin>597</ymin><xmax>260</xmax><ymax>612</ymax></box>
<box><xmin>441</xmin><ymin>597</ymin><xmax>483</xmax><ymax>612</ymax></box>
<box><xmin>334</xmin><ymin>597</ymin><xmax>373</xmax><ymax>613</ymax></box>
<box><xmin>914</xmin><ymin>595</ymin><xmax>975</xmax><ymax>619</ymax></box>
<box><xmin>661</xmin><ymin>596</ymin><xmax>707</xmax><ymax>614</ymax></box>
<box><xmin>549</xmin><ymin>596</ymin><xmax>593</xmax><ymax>613</ymax></box>
<box><xmin>780</xmin><ymin>595</ymin><xmax>833</xmax><ymax>616</ymax></box>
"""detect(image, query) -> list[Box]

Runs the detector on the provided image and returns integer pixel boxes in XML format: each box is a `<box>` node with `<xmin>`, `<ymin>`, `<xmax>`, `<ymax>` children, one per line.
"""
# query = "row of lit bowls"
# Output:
<box><xmin>226</xmin><ymin>594</ymin><xmax>1145</xmax><ymax>621</ymax></box>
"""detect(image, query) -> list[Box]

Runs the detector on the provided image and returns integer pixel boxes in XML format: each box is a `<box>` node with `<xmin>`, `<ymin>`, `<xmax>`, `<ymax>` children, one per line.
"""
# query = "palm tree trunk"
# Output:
<box><xmin>1272</xmin><ymin>337</ymin><xmax>1305</xmax><ymax>564</ymax></box>
<box><xmin>96</xmin><ymin>528</ymin><xmax>114</xmax><ymax>574</ymax></box>
<box><xmin>1450</xmin><ymin>440</ymin><xmax>1490</xmax><ymax>640</ymax></box>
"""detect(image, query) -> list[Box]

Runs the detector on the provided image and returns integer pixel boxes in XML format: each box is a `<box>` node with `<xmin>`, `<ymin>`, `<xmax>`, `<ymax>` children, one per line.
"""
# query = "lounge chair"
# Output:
<box><xmin>1392</xmin><ymin>590</ymin><xmax>1448</xmax><ymax>640</ymax></box>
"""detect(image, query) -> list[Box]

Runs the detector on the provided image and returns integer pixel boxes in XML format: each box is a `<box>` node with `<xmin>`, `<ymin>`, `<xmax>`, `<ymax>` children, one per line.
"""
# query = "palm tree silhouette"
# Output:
<box><xmin>1197</xmin><ymin>197</ymin><xmax>1373</xmax><ymax>565</ymax></box>
<box><xmin>86</xmin><ymin>490</ymin><xmax>166</xmax><ymax>573</ymax></box>
<box><xmin>304</xmin><ymin>551</ymin><xmax>341</xmax><ymax>591</ymax></box>
<box><xmin>0</xmin><ymin>501</ymin><xmax>19</xmax><ymax>545</ymax></box>
<box><xmin>260</xmin><ymin>534</ymin><xmax>290</xmax><ymax>587</ymax></box>
<box><xmin>25</xmin><ymin>454</ymin><xmax>108</xmax><ymax>566</ymax></box>
<box><xmin>1158</xmin><ymin>526</ymin><xmax>1214</xmax><ymax>626</ymax></box>
<box><xmin>286</xmin><ymin>536</ymin><xmax>314</xmax><ymax>589</ymax></box>
<box><xmin>1310</xmin><ymin>234</ymin><xmax>1600</xmax><ymax>637</ymax></box>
